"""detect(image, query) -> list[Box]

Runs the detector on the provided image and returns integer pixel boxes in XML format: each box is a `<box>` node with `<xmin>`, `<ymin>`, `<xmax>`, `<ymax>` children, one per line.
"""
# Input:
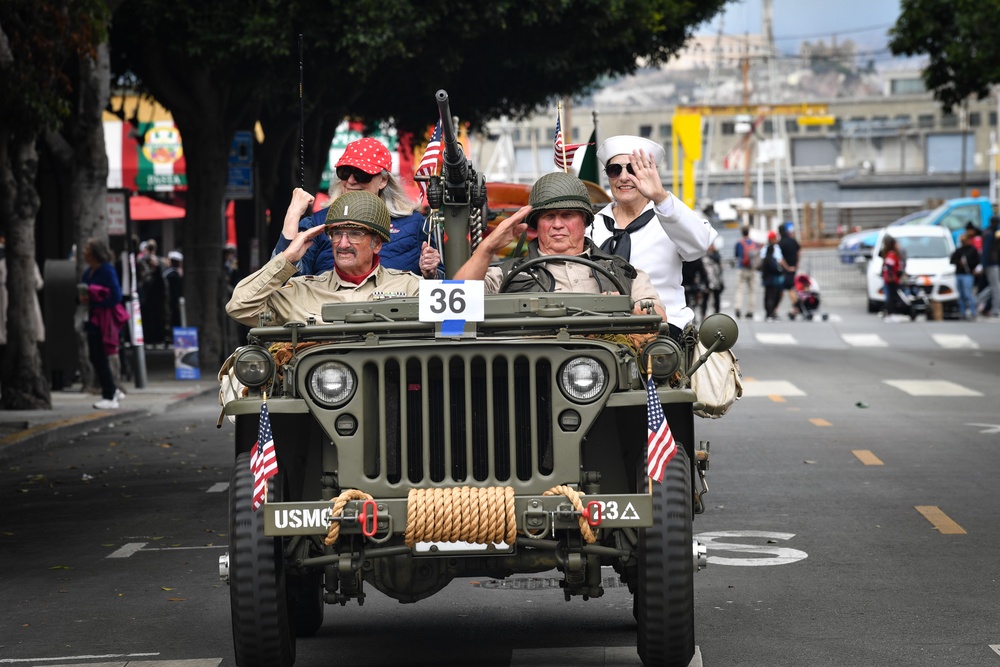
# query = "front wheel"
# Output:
<box><xmin>229</xmin><ymin>452</ymin><xmax>295</xmax><ymax>667</ymax></box>
<box><xmin>636</xmin><ymin>447</ymin><xmax>695</xmax><ymax>667</ymax></box>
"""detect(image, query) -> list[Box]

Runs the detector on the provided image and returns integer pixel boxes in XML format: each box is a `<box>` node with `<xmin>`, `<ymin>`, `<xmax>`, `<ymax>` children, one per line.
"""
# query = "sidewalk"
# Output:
<box><xmin>0</xmin><ymin>351</ymin><xmax>216</xmax><ymax>463</ymax></box>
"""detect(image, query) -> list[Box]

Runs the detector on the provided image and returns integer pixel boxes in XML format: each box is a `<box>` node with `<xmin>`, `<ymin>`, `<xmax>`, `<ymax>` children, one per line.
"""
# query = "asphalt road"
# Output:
<box><xmin>0</xmin><ymin>306</ymin><xmax>997</xmax><ymax>667</ymax></box>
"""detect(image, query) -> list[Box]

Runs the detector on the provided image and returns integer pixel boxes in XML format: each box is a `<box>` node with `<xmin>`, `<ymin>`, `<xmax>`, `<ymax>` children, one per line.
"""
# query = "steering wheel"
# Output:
<box><xmin>497</xmin><ymin>254</ymin><xmax>631</xmax><ymax>296</ymax></box>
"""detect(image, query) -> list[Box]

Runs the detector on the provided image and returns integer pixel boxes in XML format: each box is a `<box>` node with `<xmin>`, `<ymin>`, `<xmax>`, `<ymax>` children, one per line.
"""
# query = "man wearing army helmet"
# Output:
<box><xmin>453</xmin><ymin>172</ymin><xmax>665</xmax><ymax>319</ymax></box>
<box><xmin>226</xmin><ymin>189</ymin><xmax>421</xmax><ymax>327</ymax></box>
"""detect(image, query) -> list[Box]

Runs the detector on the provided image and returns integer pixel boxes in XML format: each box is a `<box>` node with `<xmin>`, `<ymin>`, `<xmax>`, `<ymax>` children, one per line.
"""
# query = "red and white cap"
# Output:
<box><xmin>335</xmin><ymin>137</ymin><xmax>392</xmax><ymax>175</ymax></box>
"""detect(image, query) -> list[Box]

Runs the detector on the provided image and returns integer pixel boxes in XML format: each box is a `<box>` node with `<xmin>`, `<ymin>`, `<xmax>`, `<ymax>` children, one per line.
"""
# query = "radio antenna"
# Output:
<box><xmin>298</xmin><ymin>33</ymin><xmax>305</xmax><ymax>189</ymax></box>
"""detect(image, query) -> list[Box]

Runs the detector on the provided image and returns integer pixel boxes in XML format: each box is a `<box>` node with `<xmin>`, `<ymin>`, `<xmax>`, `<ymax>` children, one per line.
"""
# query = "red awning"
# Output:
<box><xmin>130</xmin><ymin>194</ymin><xmax>186</xmax><ymax>221</ymax></box>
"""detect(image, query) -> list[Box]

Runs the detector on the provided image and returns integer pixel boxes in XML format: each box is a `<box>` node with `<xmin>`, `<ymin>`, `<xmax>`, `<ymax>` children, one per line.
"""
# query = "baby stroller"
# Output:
<box><xmin>793</xmin><ymin>273</ymin><xmax>828</xmax><ymax>321</ymax></box>
<box><xmin>895</xmin><ymin>275</ymin><xmax>930</xmax><ymax>320</ymax></box>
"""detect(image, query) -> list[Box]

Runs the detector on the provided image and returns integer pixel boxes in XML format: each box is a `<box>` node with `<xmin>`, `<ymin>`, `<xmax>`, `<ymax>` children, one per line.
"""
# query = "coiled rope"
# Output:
<box><xmin>542</xmin><ymin>485</ymin><xmax>597</xmax><ymax>544</ymax></box>
<box><xmin>324</xmin><ymin>489</ymin><xmax>374</xmax><ymax>546</ymax></box>
<box><xmin>404</xmin><ymin>486</ymin><xmax>516</xmax><ymax>548</ymax></box>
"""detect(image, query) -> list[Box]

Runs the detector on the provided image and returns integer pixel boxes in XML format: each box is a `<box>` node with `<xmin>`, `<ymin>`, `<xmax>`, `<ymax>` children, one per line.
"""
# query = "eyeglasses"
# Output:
<box><xmin>604</xmin><ymin>163</ymin><xmax>635</xmax><ymax>179</ymax></box>
<box><xmin>336</xmin><ymin>166</ymin><xmax>376</xmax><ymax>184</ymax></box>
<box><xmin>326</xmin><ymin>228</ymin><xmax>371</xmax><ymax>243</ymax></box>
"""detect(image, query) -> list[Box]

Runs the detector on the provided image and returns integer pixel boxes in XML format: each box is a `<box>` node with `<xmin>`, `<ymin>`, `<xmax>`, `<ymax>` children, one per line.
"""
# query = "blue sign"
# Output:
<box><xmin>173</xmin><ymin>327</ymin><xmax>201</xmax><ymax>380</ymax></box>
<box><xmin>226</xmin><ymin>131</ymin><xmax>254</xmax><ymax>199</ymax></box>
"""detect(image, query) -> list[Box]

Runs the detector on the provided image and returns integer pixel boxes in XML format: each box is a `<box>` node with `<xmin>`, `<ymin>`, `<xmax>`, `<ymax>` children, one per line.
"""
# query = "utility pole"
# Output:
<box><xmin>742</xmin><ymin>38</ymin><xmax>752</xmax><ymax>199</ymax></box>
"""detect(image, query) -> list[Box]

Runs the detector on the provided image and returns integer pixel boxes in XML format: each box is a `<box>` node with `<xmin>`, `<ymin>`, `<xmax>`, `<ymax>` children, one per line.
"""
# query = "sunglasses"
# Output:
<box><xmin>326</xmin><ymin>227</ymin><xmax>371</xmax><ymax>243</ymax></box>
<box><xmin>336</xmin><ymin>166</ymin><xmax>376</xmax><ymax>184</ymax></box>
<box><xmin>604</xmin><ymin>163</ymin><xmax>636</xmax><ymax>178</ymax></box>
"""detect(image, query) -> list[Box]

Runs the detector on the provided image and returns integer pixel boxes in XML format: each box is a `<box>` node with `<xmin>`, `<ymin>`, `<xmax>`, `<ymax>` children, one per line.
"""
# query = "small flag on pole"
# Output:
<box><xmin>646</xmin><ymin>378</ymin><xmax>676</xmax><ymax>483</ymax></box>
<box><xmin>553</xmin><ymin>115</ymin><xmax>589</xmax><ymax>171</ymax></box>
<box><xmin>250</xmin><ymin>398</ymin><xmax>278</xmax><ymax>511</ymax></box>
<box><xmin>415</xmin><ymin>119</ymin><xmax>443</xmax><ymax>202</ymax></box>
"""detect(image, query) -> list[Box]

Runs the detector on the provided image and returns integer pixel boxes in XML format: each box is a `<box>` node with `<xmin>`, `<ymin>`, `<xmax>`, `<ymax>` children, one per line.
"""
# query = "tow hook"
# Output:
<box><xmin>219</xmin><ymin>552</ymin><xmax>230</xmax><ymax>584</ymax></box>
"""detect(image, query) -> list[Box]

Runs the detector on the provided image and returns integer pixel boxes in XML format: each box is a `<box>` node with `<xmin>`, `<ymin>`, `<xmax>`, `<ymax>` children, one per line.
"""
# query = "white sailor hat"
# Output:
<box><xmin>596</xmin><ymin>135</ymin><xmax>666</xmax><ymax>167</ymax></box>
<box><xmin>168</xmin><ymin>250</ymin><xmax>184</xmax><ymax>261</ymax></box>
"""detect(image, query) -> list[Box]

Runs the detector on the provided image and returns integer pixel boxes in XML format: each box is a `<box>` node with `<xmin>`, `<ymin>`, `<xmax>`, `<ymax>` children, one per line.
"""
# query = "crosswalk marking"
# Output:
<box><xmin>206</xmin><ymin>482</ymin><xmax>229</xmax><ymax>493</ymax></box>
<box><xmin>931</xmin><ymin>333</ymin><xmax>979</xmax><ymax>349</ymax></box>
<box><xmin>842</xmin><ymin>333</ymin><xmax>887</xmax><ymax>347</ymax></box>
<box><xmin>883</xmin><ymin>380</ymin><xmax>983</xmax><ymax>397</ymax></box>
<box><xmin>755</xmin><ymin>332</ymin><xmax>797</xmax><ymax>345</ymax></box>
<box><xmin>740</xmin><ymin>380</ymin><xmax>806</xmax><ymax>398</ymax></box>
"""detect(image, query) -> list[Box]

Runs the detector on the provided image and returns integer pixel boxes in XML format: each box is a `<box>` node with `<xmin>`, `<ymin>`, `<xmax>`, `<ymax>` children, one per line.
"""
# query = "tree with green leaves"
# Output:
<box><xmin>110</xmin><ymin>0</ymin><xmax>727</xmax><ymax>368</ymax></box>
<box><xmin>889</xmin><ymin>0</ymin><xmax>1000</xmax><ymax>112</ymax></box>
<box><xmin>0</xmin><ymin>0</ymin><xmax>107</xmax><ymax>409</ymax></box>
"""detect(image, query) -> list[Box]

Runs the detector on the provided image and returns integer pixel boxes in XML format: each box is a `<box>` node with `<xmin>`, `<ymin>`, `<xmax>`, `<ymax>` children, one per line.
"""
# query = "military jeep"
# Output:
<box><xmin>218</xmin><ymin>92</ymin><xmax>737</xmax><ymax>667</ymax></box>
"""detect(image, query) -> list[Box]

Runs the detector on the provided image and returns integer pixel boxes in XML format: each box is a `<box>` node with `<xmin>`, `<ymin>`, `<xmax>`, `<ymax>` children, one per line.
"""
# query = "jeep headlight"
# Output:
<box><xmin>308</xmin><ymin>361</ymin><xmax>356</xmax><ymax>407</ymax></box>
<box><xmin>559</xmin><ymin>357</ymin><xmax>607</xmax><ymax>403</ymax></box>
<box><xmin>233</xmin><ymin>346</ymin><xmax>274</xmax><ymax>388</ymax></box>
<box><xmin>640</xmin><ymin>336</ymin><xmax>682</xmax><ymax>381</ymax></box>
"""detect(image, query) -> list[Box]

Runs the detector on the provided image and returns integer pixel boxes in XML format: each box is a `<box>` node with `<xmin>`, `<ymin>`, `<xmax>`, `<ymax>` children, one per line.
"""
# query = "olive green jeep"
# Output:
<box><xmin>218</xmin><ymin>92</ymin><xmax>738</xmax><ymax>667</ymax></box>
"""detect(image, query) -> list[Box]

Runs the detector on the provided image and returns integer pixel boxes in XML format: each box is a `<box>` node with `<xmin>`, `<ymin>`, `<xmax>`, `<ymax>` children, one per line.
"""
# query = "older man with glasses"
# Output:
<box><xmin>227</xmin><ymin>189</ymin><xmax>421</xmax><ymax>327</ymax></box>
<box><xmin>587</xmin><ymin>135</ymin><xmax>718</xmax><ymax>333</ymax></box>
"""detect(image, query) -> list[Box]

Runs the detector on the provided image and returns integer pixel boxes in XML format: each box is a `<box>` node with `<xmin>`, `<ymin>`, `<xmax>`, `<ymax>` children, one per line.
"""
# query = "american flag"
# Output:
<box><xmin>250</xmin><ymin>401</ymin><xmax>278</xmax><ymax>511</ymax></box>
<box><xmin>415</xmin><ymin>119</ymin><xmax>443</xmax><ymax>201</ymax></box>
<box><xmin>553</xmin><ymin>116</ymin><xmax>589</xmax><ymax>171</ymax></box>
<box><xmin>646</xmin><ymin>377</ymin><xmax>676</xmax><ymax>483</ymax></box>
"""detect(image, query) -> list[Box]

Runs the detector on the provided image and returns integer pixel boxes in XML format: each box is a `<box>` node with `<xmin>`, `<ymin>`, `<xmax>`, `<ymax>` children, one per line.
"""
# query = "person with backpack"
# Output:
<box><xmin>760</xmin><ymin>231</ymin><xmax>785</xmax><ymax>321</ymax></box>
<box><xmin>733</xmin><ymin>225</ymin><xmax>760</xmax><ymax>319</ymax></box>
<box><xmin>951</xmin><ymin>230</ymin><xmax>981</xmax><ymax>321</ymax></box>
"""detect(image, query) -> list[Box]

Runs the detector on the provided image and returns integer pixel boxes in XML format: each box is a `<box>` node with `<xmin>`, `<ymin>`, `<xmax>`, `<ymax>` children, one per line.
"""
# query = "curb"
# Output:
<box><xmin>0</xmin><ymin>386</ymin><xmax>217</xmax><ymax>464</ymax></box>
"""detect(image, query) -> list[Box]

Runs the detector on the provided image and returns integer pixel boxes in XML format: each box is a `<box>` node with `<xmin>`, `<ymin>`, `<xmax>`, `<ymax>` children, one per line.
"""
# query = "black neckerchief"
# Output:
<box><xmin>598</xmin><ymin>208</ymin><xmax>657</xmax><ymax>261</ymax></box>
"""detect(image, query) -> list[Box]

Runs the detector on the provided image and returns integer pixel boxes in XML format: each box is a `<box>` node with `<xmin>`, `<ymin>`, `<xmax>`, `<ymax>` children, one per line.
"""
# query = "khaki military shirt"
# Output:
<box><xmin>226</xmin><ymin>253</ymin><xmax>420</xmax><ymax>326</ymax></box>
<box><xmin>483</xmin><ymin>248</ymin><xmax>664</xmax><ymax>311</ymax></box>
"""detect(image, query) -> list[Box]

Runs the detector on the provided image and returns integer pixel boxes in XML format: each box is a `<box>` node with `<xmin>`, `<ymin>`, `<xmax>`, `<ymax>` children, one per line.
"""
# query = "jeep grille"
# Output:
<box><xmin>361</xmin><ymin>353</ymin><xmax>554</xmax><ymax>485</ymax></box>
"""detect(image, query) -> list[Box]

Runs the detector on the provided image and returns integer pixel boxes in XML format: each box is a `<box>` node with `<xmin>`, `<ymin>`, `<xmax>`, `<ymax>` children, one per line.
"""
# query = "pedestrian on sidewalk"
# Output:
<box><xmin>733</xmin><ymin>225</ymin><xmax>760</xmax><ymax>319</ymax></box>
<box><xmin>81</xmin><ymin>238</ymin><xmax>127</xmax><ymax>409</ymax></box>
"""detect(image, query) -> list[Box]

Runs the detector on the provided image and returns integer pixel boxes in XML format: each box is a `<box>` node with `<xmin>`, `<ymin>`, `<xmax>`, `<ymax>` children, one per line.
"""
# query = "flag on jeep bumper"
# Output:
<box><xmin>646</xmin><ymin>378</ymin><xmax>676</xmax><ymax>482</ymax></box>
<box><xmin>250</xmin><ymin>401</ymin><xmax>278</xmax><ymax>510</ymax></box>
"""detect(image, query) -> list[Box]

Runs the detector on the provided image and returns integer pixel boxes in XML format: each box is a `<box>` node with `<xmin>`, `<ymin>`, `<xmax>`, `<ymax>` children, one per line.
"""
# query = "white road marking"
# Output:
<box><xmin>106</xmin><ymin>542</ymin><xmax>225</xmax><ymax>559</ymax></box>
<box><xmin>967</xmin><ymin>423</ymin><xmax>1000</xmax><ymax>434</ymax></box>
<box><xmin>990</xmin><ymin>644</ymin><xmax>1000</xmax><ymax>656</ymax></box>
<box><xmin>0</xmin><ymin>654</ymin><xmax>160</xmax><ymax>664</ymax></box>
<box><xmin>46</xmin><ymin>661</ymin><xmax>220</xmax><ymax>667</ymax></box>
<box><xmin>883</xmin><ymin>380</ymin><xmax>983</xmax><ymax>397</ymax></box>
<box><xmin>932</xmin><ymin>333</ymin><xmax>979</xmax><ymax>349</ymax></box>
<box><xmin>842</xmin><ymin>333</ymin><xmax>888</xmax><ymax>347</ymax></box>
<box><xmin>696</xmin><ymin>531</ymin><xmax>808</xmax><ymax>566</ymax></box>
<box><xmin>511</xmin><ymin>646</ymin><xmax>702</xmax><ymax>666</ymax></box>
<box><xmin>206</xmin><ymin>482</ymin><xmax>229</xmax><ymax>493</ymax></box>
<box><xmin>756</xmin><ymin>332</ymin><xmax>798</xmax><ymax>345</ymax></box>
<box><xmin>107</xmin><ymin>542</ymin><xmax>147</xmax><ymax>558</ymax></box>
<box><xmin>739</xmin><ymin>380</ymin><xmax>806</xmax><ymax>397</ymax></box>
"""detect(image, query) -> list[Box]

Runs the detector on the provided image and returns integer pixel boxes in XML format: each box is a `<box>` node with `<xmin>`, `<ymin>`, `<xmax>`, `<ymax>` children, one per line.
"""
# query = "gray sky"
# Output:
<box><xmin>698</xmin><ymin>0</ymin><xmax>903</xmax><ymax>57</ymax></box>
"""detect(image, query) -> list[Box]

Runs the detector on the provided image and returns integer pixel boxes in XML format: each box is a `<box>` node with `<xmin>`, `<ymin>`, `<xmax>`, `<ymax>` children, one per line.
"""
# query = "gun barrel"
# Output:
<box><xmin>435</xmin><ymin>89</ymin><xmax>466</xmax><ymax>185</ymax></box>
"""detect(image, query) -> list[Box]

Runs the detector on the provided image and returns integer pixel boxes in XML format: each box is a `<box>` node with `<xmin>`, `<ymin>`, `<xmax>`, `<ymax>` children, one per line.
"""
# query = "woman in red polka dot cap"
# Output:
<box><xmin>272</xmin><ymin>137</ymin><xmax>440</xmax><ymax>278</ymax></box>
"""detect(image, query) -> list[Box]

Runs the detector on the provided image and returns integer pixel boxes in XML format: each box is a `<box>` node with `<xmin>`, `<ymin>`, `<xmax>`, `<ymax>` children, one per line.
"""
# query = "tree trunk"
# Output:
<box><xmin>0</xmin><ymin>134</ymin><xmax>51</xmax><ymax>410</ymax></box>
<box><xmin>171</xmin><ymin>114</ymin><xmax>232</xmax><ymax>370</ymax></box>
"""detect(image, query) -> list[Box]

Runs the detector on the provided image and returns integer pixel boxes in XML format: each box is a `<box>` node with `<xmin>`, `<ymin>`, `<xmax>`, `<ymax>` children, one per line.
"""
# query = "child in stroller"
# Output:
<box><xmin>793</xmin><ymin>273</ymin><xmax>828</xmax><ymax>321</ymax></box>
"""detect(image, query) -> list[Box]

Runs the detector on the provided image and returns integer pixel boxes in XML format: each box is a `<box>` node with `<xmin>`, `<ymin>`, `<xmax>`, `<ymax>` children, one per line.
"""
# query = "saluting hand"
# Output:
<box><xmin>282</xmin><ymin>224</ymin><xmax>326</xmax><ymax>264</ymax></box>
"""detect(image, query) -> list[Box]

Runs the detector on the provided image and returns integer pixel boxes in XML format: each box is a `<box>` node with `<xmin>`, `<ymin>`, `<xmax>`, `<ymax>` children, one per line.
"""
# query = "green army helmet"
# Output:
<box><xmin>325</xmin><ymin>190</ymin><xmax>391</xmax><ymax>242</ymax></box>
<box><xmin>526</xmin><ymin>172</ymin><xmax>594</xmax><ymax>228</ymax></box>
